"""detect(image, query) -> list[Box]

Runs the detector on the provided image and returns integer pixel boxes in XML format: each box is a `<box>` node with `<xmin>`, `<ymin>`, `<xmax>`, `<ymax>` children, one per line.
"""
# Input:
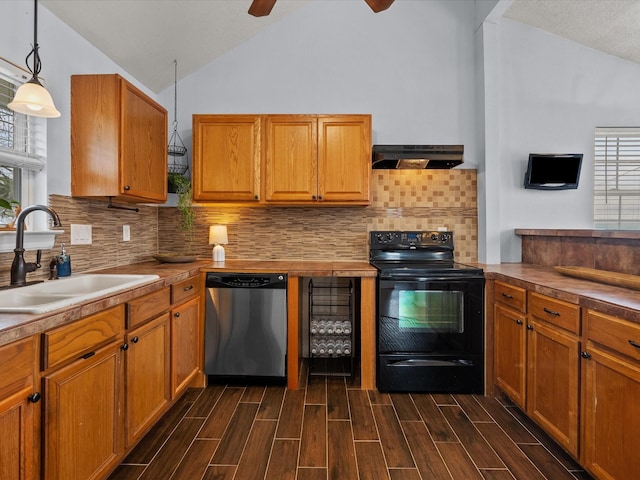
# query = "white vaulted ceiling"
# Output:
<box><xmin>40</xmin><ymin>0</ymin><xmax>640</xmax><ymax>94</ymax></box>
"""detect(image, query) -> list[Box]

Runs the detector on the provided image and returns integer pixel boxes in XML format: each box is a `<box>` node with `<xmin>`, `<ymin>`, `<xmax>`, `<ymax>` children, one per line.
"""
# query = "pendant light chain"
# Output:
<box><xmin>168</xmin><ymin>59</ymin><xmax>187</xmax><ymax>162</ymax></box>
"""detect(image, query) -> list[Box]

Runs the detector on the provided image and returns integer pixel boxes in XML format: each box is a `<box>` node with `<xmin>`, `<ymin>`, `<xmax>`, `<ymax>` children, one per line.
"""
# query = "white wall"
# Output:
<box><xmin>493</xmin><ymin>18</ymin><xmax>640</xmax><ymax>261</ymax></box>
<box><xmin>158</xmin><ymin>0</ymin><xmax>479</xmax><ymax>169</ymax></box>
<box><xmin>1</xmin><ymin>0</ymin><xmax>160</xmax><ymax>197</ymax></box>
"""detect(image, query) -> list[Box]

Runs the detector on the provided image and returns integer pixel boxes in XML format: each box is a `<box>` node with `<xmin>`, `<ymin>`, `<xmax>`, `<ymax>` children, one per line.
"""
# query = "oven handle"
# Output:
<box><xmin>387</xmin><ymin>358</ymin><xmax>475</xmax><ymax>367</ymax></box>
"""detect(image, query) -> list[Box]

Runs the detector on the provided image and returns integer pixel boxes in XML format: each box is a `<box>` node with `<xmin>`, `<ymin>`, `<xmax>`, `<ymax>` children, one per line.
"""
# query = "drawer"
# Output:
<box><xmin>171</xmin><ymin>276</ymin><xmax>201</xmax><ymax>305</ymax></box>
<box><xmin>0</xmin><ymin>336</ymin><xmax>37</xmax><ymax>398</ymax></box>
<box><xmin>43</xmin><ymin>305</ymin><xmax>124</xmax><ymax>371</ymax></box>
<box><xmin>587</xmin><ymin>309</ymin><xmax>640</xmax><ymax>362</ymax></box>
<box><xmin>529</xmin><ymin>292</ymin><xmax>580</xmax><ymax>334</ymax></box>
<box><xmin>494</xmin><ymin>281</ymin><xmax>527</xmax><ymax>313</ymax></box>
<box><xmin>127</xmin><ymin>287</ymin><xmax>170</xmax><ymax>329</ymax></box>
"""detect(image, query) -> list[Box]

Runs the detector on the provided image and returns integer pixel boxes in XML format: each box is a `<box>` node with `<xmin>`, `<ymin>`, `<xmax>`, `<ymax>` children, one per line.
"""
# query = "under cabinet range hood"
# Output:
<box><xmin>372</xmin><ymin>145</ymin><xmax>464</xmax><ymax>169</ymax></box>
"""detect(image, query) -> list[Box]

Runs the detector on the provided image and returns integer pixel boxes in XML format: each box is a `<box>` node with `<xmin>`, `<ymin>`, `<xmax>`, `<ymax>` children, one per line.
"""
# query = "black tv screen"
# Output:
<box><xmin>524</xmin><ymin>153</ymin><xmax>583</xmax><ymax>190</ymax></box>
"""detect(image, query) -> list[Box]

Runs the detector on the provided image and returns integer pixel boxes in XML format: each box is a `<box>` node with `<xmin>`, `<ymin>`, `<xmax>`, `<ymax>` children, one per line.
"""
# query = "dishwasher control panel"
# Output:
<box><xmin>206</xmin><ymin>273</ymin><xmax>287</xmax><ymax>288</ymax></box>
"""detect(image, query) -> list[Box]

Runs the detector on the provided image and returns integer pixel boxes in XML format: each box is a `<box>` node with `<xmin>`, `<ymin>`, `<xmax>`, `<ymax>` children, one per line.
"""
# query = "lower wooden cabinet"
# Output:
<box><xmin>124</xmin><ymin>313</ymin><xmax>171</xmax><ymax>447</ymax></box>
<box><xmin>494</xmin><ymin>303</ymin><xmax>527</xmax><ymax>408</ymax></box>
<box><xmin>43</xmin><ymin>340</ymin><xmax>124</xmax><ymax>480</ymax></box>
<box><xmin>527</xmin><ymin>319</ymin><xmax>580</xmax><ymax>456</ymax></box>
<box><xmin>171</xmin><ymin>296</ymin><xmax>201</xmax><ymax>397</ymax></box>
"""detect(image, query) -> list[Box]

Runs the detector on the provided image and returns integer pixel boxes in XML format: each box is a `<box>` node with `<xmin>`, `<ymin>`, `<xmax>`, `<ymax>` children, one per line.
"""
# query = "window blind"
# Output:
<box><xmin>0</xmin><ymin>63</ymin><xmax>46</xmax><ymax>171</ymax></box>
<box><xmin>594</xmin><ymin>127</ymin><xmax>640</xmax><ymax>230</ymax></box>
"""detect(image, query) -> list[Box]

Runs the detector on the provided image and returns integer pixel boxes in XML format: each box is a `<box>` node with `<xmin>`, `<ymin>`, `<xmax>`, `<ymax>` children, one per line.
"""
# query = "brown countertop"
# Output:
<box><xmin>483</xmin><ymin>263</ymin><xmax>640</xmax><ymax>323</ymax></box>
<box><xmin>0</xmin><ymin>259</ymin><xmax>377</xmax><ymax>348</ymax></box>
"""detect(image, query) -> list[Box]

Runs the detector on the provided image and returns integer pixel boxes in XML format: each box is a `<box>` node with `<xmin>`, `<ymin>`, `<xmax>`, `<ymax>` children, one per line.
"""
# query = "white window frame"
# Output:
<box><xmin>594</xmin><ymin>127</ymin><xmax>640</xmax><ymax>230</ymax></box>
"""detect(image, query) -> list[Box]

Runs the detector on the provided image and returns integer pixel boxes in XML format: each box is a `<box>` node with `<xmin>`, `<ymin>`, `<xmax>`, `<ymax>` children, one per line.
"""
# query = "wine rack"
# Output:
<box><xmin>308</xmin><ymin>278</ymin><xmax>354</xmax><ymax>377</ymax></box>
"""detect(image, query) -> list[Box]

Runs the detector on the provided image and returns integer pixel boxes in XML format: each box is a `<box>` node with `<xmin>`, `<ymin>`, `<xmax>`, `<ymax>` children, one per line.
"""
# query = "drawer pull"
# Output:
<box><xmin>183</xmin><ymin>285</ymin><xmax>194</xmax><ymax>292</ymax></box>
<box><xmin>629</xmin><ymin>339</ymin><xmax>640</xmax><ymax>350</ymax></box>
<box><xmin>81</xmin><ymin>351</ymin><xmax>96</xmax><ymax>360</ymax></box>
<box><xmin>543</xmin><ymin>307</ymin><xmax>561</xmax><ymax>316</ymax></box>
<box><xmin>501</xmin><ymin>293</ymin><xmax>514</xmax><ymax>299</ymax></box>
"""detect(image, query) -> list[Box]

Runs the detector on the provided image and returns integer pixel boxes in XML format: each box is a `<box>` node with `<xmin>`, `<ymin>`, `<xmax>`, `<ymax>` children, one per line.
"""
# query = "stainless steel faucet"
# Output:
<box><xmin>10</xmin><ymin>205</ymin><xmax>62</xmax><ymax>287</ymax></box>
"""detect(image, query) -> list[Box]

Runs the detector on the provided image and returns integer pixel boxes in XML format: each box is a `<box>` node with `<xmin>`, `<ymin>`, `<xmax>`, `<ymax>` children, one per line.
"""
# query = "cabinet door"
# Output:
<box><xmin>317</xmin><ymin>115</ymin><xmax>371</xmax><ymax>203</ymax></box>
<box><xmin>0</xmin><ymin>387</ymin><xmax>37</xmax><ymax>480</ymax></box>
<box><xmin>43</xmin><ymin>341</ymin><xmax>123</xmax><ymax>480</ymax></box>
<box><xmin>582</xmin><ymin>346</ymin><xmax>640</xmax><ymax>480</ymax></box>
<box><xmin>125</xmin><ymin>313</ymin><xmax>171</xmax><ymax>447</ymax></box>
<box><xmin>494</xmin><ymin>303</ymin><xmax>527</xmax><ymax>408</ymax></box>
<box><xmin>263</xmin><ymin>115</ymin><xmax>318</xmax><ymax>202</ymax></box>
<box><xmin>120</xmin><ymin>80</ymin><xmax>168</xmax><ymax>202</ymax></box>
<box><xmin>193</xmin><ymin>115</ymin><xmax>261</xmax><ymax>202</ymax></box>
<box><xmin>527</xmin><ymin>320</ymin><xmax>580</xmax><ymax>456</ymax></box>
<box><xmin>171</xmin><ymin>296</ymin><xmax>201</xmax><ymax>397</ymax></box>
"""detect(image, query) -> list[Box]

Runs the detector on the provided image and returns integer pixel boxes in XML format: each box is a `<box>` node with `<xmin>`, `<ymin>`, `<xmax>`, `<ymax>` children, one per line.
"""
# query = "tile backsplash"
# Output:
<box><xmin>0</xmin><ymin>169</ymin><xmax>477</xmax><ymax>285</ymax></box>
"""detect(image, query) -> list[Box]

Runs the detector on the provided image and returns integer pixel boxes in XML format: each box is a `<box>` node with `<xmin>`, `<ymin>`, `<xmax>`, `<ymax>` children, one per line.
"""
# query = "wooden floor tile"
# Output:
<box><xmin>305</xmin><ymin>376</ymin><xmax>327</xmax><ymax>405</ymax></box>
<box><xmin>107</xmin><ymin>465</ymin><xmax>146</xmax><ymax>480</ymax></box>
<box><xmin>348</xmin><ymin>389</ymin><xmax>379</xmax><ymax>441</ymax></box>
<box><xmin>210</xmin><ymin>403</ymin><xmax>259</xmax><ymax>465</ymax></box>
<box><xmin>203</xmin><ymin>465</ymin><xmax>236</xmax><ymax>480</ymax></box>
<box><xmin>297</xmin><ymin>467</ymin><xmax>328</xmax><ymax>480</ymax></box>
<box><xmin>389</xmin><ymin>469</ymin><xmax>422</xmax><ymax>480</ymax></box>
<box><xmin>439</xmin><ymin>405</ymin><xmax>505</xmax><ymax>469</ymax></box>
<box><xmin>437</xmin><ymin>442</ymin><xmax>485</xmax><ymax>480</ymax></box>
<box><xmin>299</xmin><ymin>404</ymin><xmax>327</xmax><ymax>467</ymax></box>
<box><xmin>264</xmin><ymin>439</ymin><xmax>299</xmax><ymax>480</ymax></box>
<box><xmin>275</xmin><ymin>388</ymin><xmax>306</xmax><ymax>439</ymax></box>
<box><xmin>327</xmin><ymin>379</ymin><xmax>350</xmax><ymax>420</ymax></box>
<box><xmin>198</xmin><ymin>387</ymin><xmax>244</xmax><ymax>439</ymax></box>
<box><xmin>240</xmin><ymin>385</ymin><xmax>266</xmax><ymax>403</ymax></box>
<box><xmin>186</xmin><ymin>384</ymin><xmax>225</xmax><ymax>418</ymax></box>
<box><xmin>171</xmin><ymin>439</ymin><xmax>218</xmax><ymax>480</ymax></box>
<box><xmin>401</xmin><ymin>420</ymin><xmax>453</xmax><ymax>480</ymax></box>
<box><xmin>518</xmin><ymin>444</ymin><xmax>581</xmax><ymax>480</ymax></box>
<box><xmin>368</xmin><ymin>390</ymin><xmax>392</xmax><ymax>405</ymax></box>
<box><xmin>479</xmin><ymin>469</ymin><xmax>517</xmax><ymax>480</ymax></box>
<box><xmin>355</xmin><ymin>441</ymin><xmax>390</xmax><ymax>480</ymax></box>
<box><xmin>455</xmin><ymin>394</ymin><xmax>495</xmax><ymax>422</ymax></box>
<box><xmin>432</xmin><ymin>393</ymin><xmax>457</xmax><ymax>405</ymax></box>
<box><xmin>234</xmin><ymin>420</ymin><xmax>277</xmax><ymax>480</ymax></box>
<box><xmin>390</xmin><ymin>394</ymin><xmax>421</xmax><ymax>421</ymax></box>
<box><xmin>256</xmin><ymin>385</ymin><xmax>286</xmax><ymax>420</ymax></box>
<box><xmin>372</xmin><ymin>404</ymin><xmax>415</xmax><ymax>468</ymax></box>
<box><xmin>474</xmin><ymin>396</ymin><xmax>538</xmax><ymax>444</ymax></box>
<box><xmin>328</xmin><ymin>420</ymin><xmax>359</xmax><ymax>479</ymax></box>
<box><xmin>410</xmin><ymin>393</ymin><xmax>457</xmax><ymax>442</ymax></box>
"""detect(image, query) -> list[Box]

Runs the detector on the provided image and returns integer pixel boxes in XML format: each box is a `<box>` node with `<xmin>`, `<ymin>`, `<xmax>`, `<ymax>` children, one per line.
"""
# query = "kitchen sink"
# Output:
<box><xmin>0</xmin><ymin>274</ymin><xmax>160</xmax><ymax>313</ymax></box>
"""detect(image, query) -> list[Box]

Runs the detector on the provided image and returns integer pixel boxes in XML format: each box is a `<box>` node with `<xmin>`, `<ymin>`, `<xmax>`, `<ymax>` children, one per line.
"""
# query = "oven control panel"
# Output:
<box><xmin>370</xmin><ymin>231</ymin><xmax>454</xmax><ymax>248</ymax></box>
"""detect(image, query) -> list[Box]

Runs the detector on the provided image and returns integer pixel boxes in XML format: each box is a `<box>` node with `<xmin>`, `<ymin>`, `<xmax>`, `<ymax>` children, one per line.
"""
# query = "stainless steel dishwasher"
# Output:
<box><xmin>204</xmin><ymin>272</ymin><xmax>287</xmax><ymax>382</ymax></box>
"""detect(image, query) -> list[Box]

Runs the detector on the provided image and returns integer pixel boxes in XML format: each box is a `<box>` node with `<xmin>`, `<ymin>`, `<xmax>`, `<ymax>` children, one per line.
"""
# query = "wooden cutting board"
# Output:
<box><xmin>554</xmin><ymin>266</ymin><xmax>640</xmax><ymax>291</ymax></box>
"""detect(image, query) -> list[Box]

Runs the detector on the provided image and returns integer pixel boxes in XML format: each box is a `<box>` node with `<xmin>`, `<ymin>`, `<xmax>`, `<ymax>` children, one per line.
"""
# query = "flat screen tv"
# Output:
<box><xmin>523</xmin><ymin>153</ymin><xmax>583</xmax><ymax>190</ymax></box>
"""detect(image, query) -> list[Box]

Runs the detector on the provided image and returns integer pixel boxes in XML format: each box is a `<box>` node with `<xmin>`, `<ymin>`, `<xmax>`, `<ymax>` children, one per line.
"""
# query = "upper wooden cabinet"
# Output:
<box><xmin>192</xmin><ymin>114</ymin><xmax>261</xmax><ymax>202</ymax></box>
<box><xmin>71</xmin><ymin>74</ymin><xmax>168</xmax><ymax>203</ymax></box>
<box><xmin>193</xmin><ymin>114</ymin><xmax>371</xmax><ymax>205</ymax></box>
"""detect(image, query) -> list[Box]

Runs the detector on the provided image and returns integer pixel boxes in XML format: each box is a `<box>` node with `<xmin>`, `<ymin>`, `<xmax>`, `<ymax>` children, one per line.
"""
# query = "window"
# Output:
<box><xmin>594</xmin><ymin>127</ymin><xmax>640</xmax><ymax>230</ymax></box>
<box><xmin>0</xmin><ymin>59</ymin><xmax>46</xmax><ymax>207</ymax></box>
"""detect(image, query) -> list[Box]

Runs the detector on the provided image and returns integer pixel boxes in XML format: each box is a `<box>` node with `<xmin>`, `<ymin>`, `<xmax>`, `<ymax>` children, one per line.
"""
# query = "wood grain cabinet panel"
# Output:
<box><xmin>126</xmin><ymin>287</ymin><xmax>170</xmax><ymax>329</ymax></box>
<box><xmin>124</xmin><ymin>313</ymin><xmax>171</xmax><ymax>447</ymax></box>
<box><xmin>171</xmin><ymin>296</ymin><xmax>201</xmax><ymax>398</ymax></box>
<box><xmin>494</xmin><ymin>303</ymin><xmax>527</xmax><ymax>409</ymax></box>
<box><xmin>494</xmin><ymin>280</ymin><xmax>527</xmax><ymax>313</ymax></box>
<box><xmin>43</xmin><ymin>340</ymin><xmax>124</xmax><ymax>480</ymax></box>
<box><xmin>71</xmin><ymin>74</ymin><xmax>168</xmax><ymax>203</ymax></box>
<box><xmin>0</xmin><ymin>336</ymin><xmax>39</xmax><ymax>480</ymax></box>
<box><xmin>171</xmin><ymin>276</ymin><xmax>202</xmax><ymax>305</ymax></box>
<box><xmin>192</xmin><ymin>114</ymin><xmax>261</xmax><ymax>202</ymax></box>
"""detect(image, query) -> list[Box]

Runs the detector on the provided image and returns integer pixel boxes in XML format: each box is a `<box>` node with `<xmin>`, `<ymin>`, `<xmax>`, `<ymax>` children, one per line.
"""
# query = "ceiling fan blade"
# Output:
<box><xmin>364</xmin><ymin>0</ymin><xmax>395</xmax><ymax>13</ymax></box>
<box><xmin>248</xmin><ymin>0</ymin><xmax>277</xmax><ymax>17</ymax></box>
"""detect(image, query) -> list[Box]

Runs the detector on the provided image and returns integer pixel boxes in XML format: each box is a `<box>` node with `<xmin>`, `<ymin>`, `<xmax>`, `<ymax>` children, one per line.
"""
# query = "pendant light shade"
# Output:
<box><xmin>9</xmin><ymin>78</ymin><xmax>60</xmax><ymax>118</ymax></box>
<box><xmin>8</xmin><ymin>0</ymin><xmax>60</xmax><ymax>118</ymax></box>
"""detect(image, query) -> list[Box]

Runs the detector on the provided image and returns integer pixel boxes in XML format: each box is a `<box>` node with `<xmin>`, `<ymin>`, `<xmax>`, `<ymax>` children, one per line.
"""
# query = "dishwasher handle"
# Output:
<box><xmin>206</xmin><ymin>273</ymin><xmax>287</xmax><ymax>289</ymax></box>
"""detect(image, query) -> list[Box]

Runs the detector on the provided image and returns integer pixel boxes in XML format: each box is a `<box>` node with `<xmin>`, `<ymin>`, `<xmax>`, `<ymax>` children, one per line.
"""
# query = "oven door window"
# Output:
<box><xmin>378</xmin><ymin>278</ymin><xmax>483</xmax><ymax>354</ymax></box>
<box><xmin>398</xmin><ymin>290</ymin><xmax>463</xmax><ymax>333</ymax></box>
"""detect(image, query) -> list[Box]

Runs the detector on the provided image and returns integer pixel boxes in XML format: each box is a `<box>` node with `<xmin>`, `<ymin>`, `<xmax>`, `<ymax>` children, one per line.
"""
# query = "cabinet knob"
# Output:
<box><xmin>318</xmin><ymin>195</ymin><xmax>323</xmax><ymax>200</ymax></box>
<box><xmin>28</xmin><ymin>392</ymin><xmax>41</xmax><ymax>403</ymax></box>
<box><xmin>580</xmin><ymin>351</ymin><xmax>591</xmax><ymax>359</ymax></box>
<box><xmin>312</xmin><ymin>195</ymin><xmax>316</xmax><ymax>200</ymax></box>
<box><xmin>123</xmin><ymin>185</ymin><xmax>131</xmax><ymax>191</ymax></box>
<box><xmin>174</xmin><ymin>312</ymin><xmax>181</xmax><ymax>318</ymax></box>
<box><xmin>131</xmin><ymin>336</ymin><xmax>139</xmax><ymax>343</ymax></box>
<box><xmin>515</xmin><ymin>319</ymin><xmax>523</xmax><ymax>325</ymax></box>
<box><xmin>121</xmin><ymin>343</ymin><xmax>129</xmax><ymax>351</ymax></box>
<box><xmin>526</xmin><ymin>324</ymin><xmax>534</xmax><ymax>330</ymax></box>
<box><xmin>254</xmin><ymin>195</ymin><xmax>259</xmax><ymax>200</ymax></box>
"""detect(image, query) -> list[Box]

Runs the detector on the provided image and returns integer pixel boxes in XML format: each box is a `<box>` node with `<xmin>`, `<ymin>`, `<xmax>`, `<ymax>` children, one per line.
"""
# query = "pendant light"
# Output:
<box><xmin>8</xmin><ymin>0</ymin><xmax>60</xmax><ymax>118</ymax></box>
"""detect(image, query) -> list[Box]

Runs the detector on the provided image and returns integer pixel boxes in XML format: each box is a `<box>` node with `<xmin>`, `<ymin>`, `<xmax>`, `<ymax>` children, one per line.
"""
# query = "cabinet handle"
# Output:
<box><xmin>131</xmin><ymin>336</ymin><xmax>139</xmax><ymax>343</ymax></box>
<box><xmin>543</xmin><ymin>307</ymin><xmax>561</xmax><ymax>316</ymax></box>
<box><xmin>501</xmin><ymin>293</ymin><xmax>514</xmax><ymax>299</ymax></box>
<box><xmin>515</xmin><ymin>319</ymin><xmax>523</xmax><ymax>325</ymax></box>
<box><xmin>81</xmin><ymin>351</ymin><xmax>96</xmax><ymax>360</ymax></box>
<box><xmin>123</xmin><ymin>185</ymin><xmax>131</xmax><ymax>191</ymax></box>
<box><xmin>28</xmin><ymin>392</ymin><xmax>41</xmax><ymax>403</ymax></box>
<box><xmin>183</xmin><ymin>285</ymin><xmax>194</xmax><ymax>291</ymax></box>
<box><xmin>174</xmin><ymin>312</ymin><xmax>181</xmax><ymax>318</ymax></box>
<box><xmin>526</xmin><ymin>324</ymin><xmax>534</xmax><ymax>330</ymax></box>
<box><xmin>121</xmin><ymin>343</ymin><xmax>129</xmax><ymax>351</ymax></box>
<box><xmin>629</xmin><ymin>339</ymin><xmax>640</xmax><ymax>350</ymax></box>
<box><xmin>580</xmin><ymin>351</ymin><xmax>591</xmax><ymax>359</ymax></box>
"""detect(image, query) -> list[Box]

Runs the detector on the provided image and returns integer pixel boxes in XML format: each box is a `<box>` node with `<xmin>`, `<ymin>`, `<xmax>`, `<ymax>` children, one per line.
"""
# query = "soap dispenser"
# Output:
<box><xmin>56</xmin><ymin>243</ymin><xmax>71</xmax><ymax>277</ymax></box>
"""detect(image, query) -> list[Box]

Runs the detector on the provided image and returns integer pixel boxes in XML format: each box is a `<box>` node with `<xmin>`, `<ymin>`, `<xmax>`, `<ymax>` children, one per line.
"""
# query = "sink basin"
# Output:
<box><xmin>0</xmin><ymin>274</ymin><xmax>160</xmax><ymax>313</ymax></box>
